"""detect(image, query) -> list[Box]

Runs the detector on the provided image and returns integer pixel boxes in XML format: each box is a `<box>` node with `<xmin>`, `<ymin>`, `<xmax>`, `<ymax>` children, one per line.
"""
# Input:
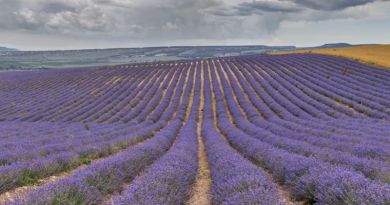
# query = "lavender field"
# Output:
<box><xmin>0</xmin><ymin>54</ymin><xmax>389</xmax><ymax>205</ymax></box>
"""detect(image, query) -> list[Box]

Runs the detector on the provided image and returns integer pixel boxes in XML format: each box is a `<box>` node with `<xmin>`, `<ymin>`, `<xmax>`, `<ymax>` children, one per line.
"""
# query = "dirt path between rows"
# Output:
<box><xmin>0</xmin><ymin>164</ymin><xmax>87</xmax><ymax>204</ymax></box>
<box><xmin>187</xmin><ymin>61</ymin><xmax>212</xmax><ymax>205</ymax></box>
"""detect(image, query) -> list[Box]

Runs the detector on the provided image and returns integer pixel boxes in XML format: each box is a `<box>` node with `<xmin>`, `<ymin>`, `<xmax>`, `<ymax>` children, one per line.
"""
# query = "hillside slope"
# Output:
<box><xmin>0</xmin><ymin>54</ymin><xmax>389</xmax><ymax>205</ymax></box>
<box><xmin>271</xmin><ymin>44</ymin><xmax>390</xmax><ymax>69</ymax></box>
<box><xmin>0</xmin><ymin>46</ymin><xmax>18</xmax><ymax>52</ymax></box>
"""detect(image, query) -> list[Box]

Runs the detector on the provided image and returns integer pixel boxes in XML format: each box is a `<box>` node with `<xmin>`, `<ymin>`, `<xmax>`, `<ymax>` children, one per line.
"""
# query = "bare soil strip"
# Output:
<box><xmin>0</xmin><ymin>165</ymin><xmax>86</xmax><ymax>204</ymax></box>
<box><xmin>187</xmin><ymin>61</ymin><xmax>212</xmax><ymax>205</ymax></box>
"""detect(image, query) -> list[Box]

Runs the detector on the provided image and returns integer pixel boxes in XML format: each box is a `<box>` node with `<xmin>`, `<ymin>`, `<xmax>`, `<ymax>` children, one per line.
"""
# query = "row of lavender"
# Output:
<box><xmin>0</xmin><ymin>64</ymin><xmax>195</xmax><ymax>195</ymax></box>
<box><xmin>2</xmin><ymin>54</ymin><xmax>389</xmax><ymax>123</ymax></box>
<box><xmin>215</xmin><ymin>58</ymin><xmax>390</xmax><ymax>169</ymax></box>
<box><xmin>0</xmin><ymin>54</ymin><xmax>389</xmax><ymax>204</ymax></box>
<box><xmin>0</xmin><ymin>64</ymin><xmax>164</xmax><ymax>122</ymax></box>
<box><xmin>4</xmin><ymin>61</ymin><xmax>289</xmax><ymax>205</ymax></box>
<box><xmin>197</xmin><ymin>59</ymin><xmax>389</xmax><ymax>204</ymax></box>
<box><xmin>97</xmin><ymin>58</ymin><xmax>390</xmax><ymax>204</ymax></box>
<box><xmin>4</xmin><ymin>61</ymin><xmax>199</xmax><ymax>204</ymax></box>
<box><xmin>109</xmin><ymin>62</ymin><xmax>285</xmax><ymax>205</ymax></box>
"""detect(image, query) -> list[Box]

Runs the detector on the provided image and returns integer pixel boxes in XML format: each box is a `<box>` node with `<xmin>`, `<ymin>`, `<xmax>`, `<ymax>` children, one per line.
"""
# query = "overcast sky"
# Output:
<box><xmin>0</xmin><ymin>0</ymin><xmax>389</xmax><ymax>50</ymax></box>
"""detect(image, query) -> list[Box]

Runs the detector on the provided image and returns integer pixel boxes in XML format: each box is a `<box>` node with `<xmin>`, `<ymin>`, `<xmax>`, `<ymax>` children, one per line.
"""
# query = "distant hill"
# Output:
<box><xmin>0</xmin><ymin>45</ymin><xmax>296</xmax><ymax>71</ymax></box>
<box><xmin>0</xmin><ymin>46</ymin><xmax>18</xmax><ymax>52</ymax></box>
<box><xmin>316</xmin><ymin>43</ymin><xmax>352</xmax><ymax>48</ymax></box>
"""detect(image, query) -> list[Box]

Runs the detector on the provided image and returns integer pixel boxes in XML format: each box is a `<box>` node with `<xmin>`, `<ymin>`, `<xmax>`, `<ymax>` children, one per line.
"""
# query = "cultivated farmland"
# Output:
<box><xmin>271</xmin><ymin>44</ymin><xmax>390</xmax><ymax>69</ymax></box>
<box><xmin>0</xmin><ymin>54</ymin><xmax>389</xmax><ymax>204</ymax></box>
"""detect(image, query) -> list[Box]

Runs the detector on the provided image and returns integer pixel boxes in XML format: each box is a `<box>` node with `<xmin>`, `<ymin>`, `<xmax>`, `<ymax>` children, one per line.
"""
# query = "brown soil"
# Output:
<box><xmin>187</xmin><ymin>61</ymin><xmax>212</xmax><ymax>205</ymax></box>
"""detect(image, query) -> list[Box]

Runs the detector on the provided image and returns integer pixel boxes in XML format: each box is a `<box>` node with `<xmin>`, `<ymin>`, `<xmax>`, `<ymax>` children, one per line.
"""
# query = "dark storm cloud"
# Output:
<box><xmin>0</xmin><ymin>0</ymin><xmax>389</xmax><ymax>50</ymax></box>
<box><xmin>291</xmin><ymin>0</ymin><xmax>367</xmax><ymax>10</ymax></box>
<box><xmin>209</xmin><ymin>0</ymin><xmax>388</xmax><ymax>17</ymax></box>
<box><xmin>288</xmin><ymin>0</ymin><xmax>387</xmax><ymax>10</ymax></box>
<box><xmin>241</xmin><ymin>1</ymin><xmax>302</xmax><ymax>12</ymax></box>
<box><xmin>0</xmin><ymin>0</ymin><xmax>223</xmax><ymax>37</ymax></box>
<box><xmin>0</xmin><ymin>0</ymin><xmax>114</xmax><ymax>33</ymax></box>
<box><xmin>0</xmin><ymin>0</ymin><xmax>385</xmax><ymax>34</ymax></box>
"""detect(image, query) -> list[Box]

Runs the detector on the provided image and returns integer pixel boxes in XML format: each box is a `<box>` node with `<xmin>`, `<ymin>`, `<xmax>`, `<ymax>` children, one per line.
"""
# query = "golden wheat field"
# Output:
<box><xmin>271</xmin><ymin>44</ymin><xmax>390</xmax><ymax>69</ymax></box>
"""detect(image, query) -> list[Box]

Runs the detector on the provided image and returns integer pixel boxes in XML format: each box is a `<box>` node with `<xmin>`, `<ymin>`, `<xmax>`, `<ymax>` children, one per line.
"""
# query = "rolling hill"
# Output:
<box><xmin>0</xmin><ymin>54</ymin><xmax>389</xmax><ymax>204</ymax></box>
